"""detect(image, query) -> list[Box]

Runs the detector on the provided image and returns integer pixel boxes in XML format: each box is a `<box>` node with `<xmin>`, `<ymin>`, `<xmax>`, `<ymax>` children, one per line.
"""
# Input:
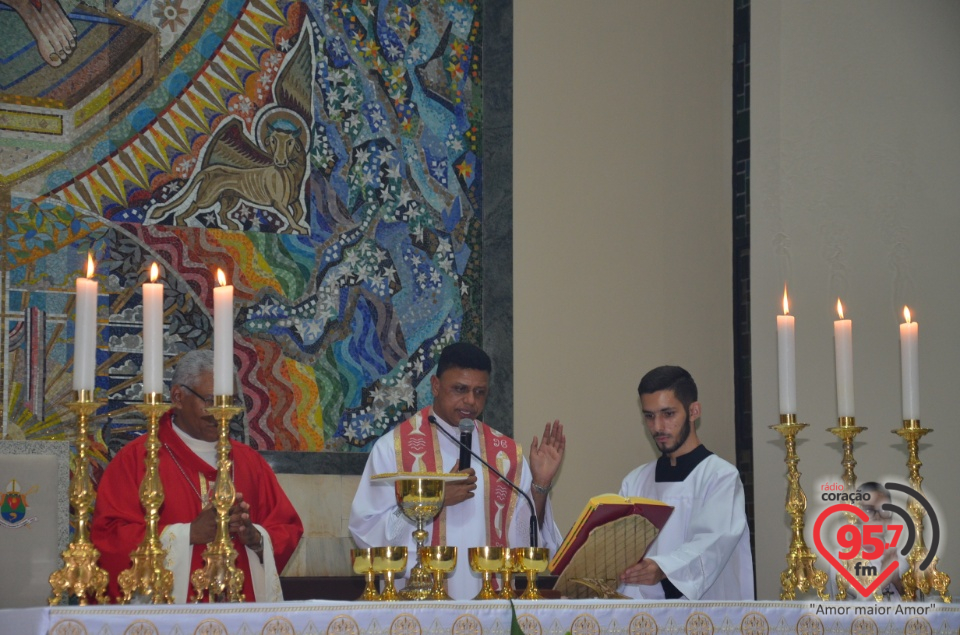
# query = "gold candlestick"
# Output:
<box><xmin>893</xmin><ymin>419</ymin><xmax>951</xmax><ymax>602</ymax></box>
<box><xmin>49</xmin><ymin>390</ymin><xmax>110</xmax><ymax>605</ymax></box>
<box><xmin>827</xmin><ymin>416</ymin><xmax>867</xmax><ymax>601</ymax></box>
<box><xmin>117</xmin><ymin>392</ymin><xmax>174</xmax><ymax>603</ymax></box>
<box><xmin>190</xmin><ymin>395</ymin><xmax>245</xmax><ymax>602</ymax></box>
<box><xmin>771</xmin><ymin>414</ymin><xmax>830</xmax><ymax>600</ymax></box>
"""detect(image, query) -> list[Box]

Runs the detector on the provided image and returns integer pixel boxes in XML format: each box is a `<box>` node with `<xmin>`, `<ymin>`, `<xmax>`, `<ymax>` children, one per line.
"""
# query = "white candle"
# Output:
<box><xmin>777</xmin><ymin>288</ymin><xmax>797</xmax><ymax>415</ymax></box>
<box><xmin>900</xmin><ymin>306</ymin><xmax>919</xmax><ymax>420</ymax></box>
<box><xmin>73</xmin><ymin>253</ymin><xmax>97</xmax><ymax>391</ymax></box>
<box><xmin>213</xmin><ymin>269</ymin><xmax>234</xmax><ymax>396</ymax></box>
<box><xmin>834</xmin><ymin>299</ymin><xmax>854</xmax><ymax>418</ymax></box>
<box><xmin>143</xmin><ymin>263</ymin><xmax>164</xmax><ymax>395</ymax></box>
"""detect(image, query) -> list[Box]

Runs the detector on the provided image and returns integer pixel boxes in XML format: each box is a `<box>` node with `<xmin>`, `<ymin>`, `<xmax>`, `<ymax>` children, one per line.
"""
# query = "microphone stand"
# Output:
<box><xmin>428</xmin><ymin>416</ymin><xmax>539</xmax><ymax>547</ymax></box>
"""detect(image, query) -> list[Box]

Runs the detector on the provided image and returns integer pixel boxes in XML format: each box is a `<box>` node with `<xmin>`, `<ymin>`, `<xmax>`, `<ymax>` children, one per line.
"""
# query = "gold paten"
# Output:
<box><xmin>568</xmin><ymin>577</ymin><xmax>628</xmax><ymax>599</ymax></box>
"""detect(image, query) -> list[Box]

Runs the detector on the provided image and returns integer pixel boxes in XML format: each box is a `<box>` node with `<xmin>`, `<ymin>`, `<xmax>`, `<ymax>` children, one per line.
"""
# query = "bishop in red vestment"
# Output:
<box><xmin>91</xmin><ymin>350</ymin><xmax>303</xmax><ymax>602</ymax></box>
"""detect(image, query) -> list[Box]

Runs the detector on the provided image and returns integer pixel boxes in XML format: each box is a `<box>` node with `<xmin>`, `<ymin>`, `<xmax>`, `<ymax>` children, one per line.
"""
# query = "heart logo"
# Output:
<box><xmin>812</xmin><ymin>503</ymin><xmax>900</xmax><ymax>597</ymax></box>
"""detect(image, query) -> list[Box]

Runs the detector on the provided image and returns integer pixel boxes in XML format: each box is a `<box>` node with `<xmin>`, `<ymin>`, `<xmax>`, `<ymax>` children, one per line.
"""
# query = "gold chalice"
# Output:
<box><xmin>516</xmin><ymin>547</ymin><xmax>550</xmax><ymax>600</ymax></box>
<box><xmin>469</xmin><ymin>546</ymin><xmax>506</xmax><ymax>600</ymax></box>
<box><xmin>371</xmin><ymin>472</ymin><xmax>459</xmax><ymax>600</ymax></box>
<box><xmin>499</xmin><ymin>546</ymin><xmax>520</xmax><ymax>599</ymax></box>
<box><xmin>371</xmin><ymin>546</ymin><xmax>407</xmax><ymax>601</ymax></box>
<box><xmin>351</xmin><ymin>548</ymin><xmax>379</xmax><ymax>601</ymax></box>
<box><xmin>420</xmin><ymin>546</ymin><xmax>457</xmax><ymax>600</ymax></box>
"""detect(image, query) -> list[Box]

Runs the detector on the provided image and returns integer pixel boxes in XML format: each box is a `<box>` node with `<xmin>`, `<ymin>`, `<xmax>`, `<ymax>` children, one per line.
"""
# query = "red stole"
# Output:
<box><xmin>395</xmin><ymin>407</ymin><xmax>522</xmax><ymax>547</ymax></box>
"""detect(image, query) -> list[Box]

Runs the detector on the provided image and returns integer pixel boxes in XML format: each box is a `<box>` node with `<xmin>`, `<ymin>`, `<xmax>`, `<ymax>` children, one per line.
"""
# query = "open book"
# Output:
<box><xmin>549</xmin><ymin>494</ymin><xmax>673</xmax><ymax>598</ymax></box>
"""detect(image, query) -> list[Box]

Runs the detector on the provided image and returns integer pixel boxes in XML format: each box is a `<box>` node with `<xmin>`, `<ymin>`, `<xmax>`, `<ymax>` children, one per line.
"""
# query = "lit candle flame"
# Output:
<box><xmin>782</xmin><ymin>287</ymin><xmax>790</xmax><ymax>315</ymax></box>
<box><xmin>904</xmin><ymin>306</ymin><xmax>912</xmax><ymax>324</ymax></box>
<box><xmin>86</xmin><ymin>252</ymin><xmax>95</xmax><ymax>278</ymax></box>
<box><xmin>149</xmin><ymin>262</ymin><xmax>160</xmax><ymax>282</ymax></box>
<box><xmin>217</xmin><ymin>268</ymin><xmax>227</xmax><ymax>287</ymax></box>
<box><xmin>836</xmin><ymin>298</ymin><xmax>844</xmax><ymax>320</ymax></box>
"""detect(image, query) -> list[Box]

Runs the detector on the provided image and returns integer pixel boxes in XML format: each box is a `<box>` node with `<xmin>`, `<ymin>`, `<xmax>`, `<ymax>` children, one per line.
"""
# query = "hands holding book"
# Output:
<box><xmin>549</xmin><ymin>494</ymin><xmax>673</xmax><ymax>598</ymax></box>
<box><xmin>620</xmin><ymin>558</ymin><xmax>666</xmax><ymax>586</ymax></box>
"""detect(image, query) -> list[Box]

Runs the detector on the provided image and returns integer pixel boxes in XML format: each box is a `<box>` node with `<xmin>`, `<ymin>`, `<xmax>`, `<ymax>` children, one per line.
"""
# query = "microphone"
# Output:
<box><xmin>458</xmin><ymin>418</ymin><xmax>474</xmax><ymax>470</ymax></box>
<box><xmin>428</xmin><ymin>415</ymin><xmax>539</xmax><ymax>547</ymax></box>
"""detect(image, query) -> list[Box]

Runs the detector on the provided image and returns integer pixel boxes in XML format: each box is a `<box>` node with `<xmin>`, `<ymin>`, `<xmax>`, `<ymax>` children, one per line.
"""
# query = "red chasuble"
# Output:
<box><xmin>395</xmin><ymin>407</ymin><xmax>522</xmax><ymax>547</ymax></box>
<box><xmin>91</xmin><ymin>412</ymin><xmax>303</xmax><ymax>602</ymax></box>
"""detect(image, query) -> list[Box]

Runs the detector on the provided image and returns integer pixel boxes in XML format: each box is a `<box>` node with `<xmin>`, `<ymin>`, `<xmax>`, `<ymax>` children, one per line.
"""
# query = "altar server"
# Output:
<box><xmin>618</xmin><ymin>365</ymin><xmax>754</xmax><ymax>600</ymax></box>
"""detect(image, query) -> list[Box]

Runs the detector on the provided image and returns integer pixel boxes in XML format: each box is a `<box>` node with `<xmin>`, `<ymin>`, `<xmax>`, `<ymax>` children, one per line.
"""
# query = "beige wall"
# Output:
<box><xmin>283</xmin><ymin>1</ymin><xmax>743</xmax><ymax>584</ymax></box>
<box><xmin>282</xmin><ymin>1</ymin><xmax>960</xmax><ymax>598</ymax></box>
<box><xmin>276</xmin><ymin>2</ymin><xmax>735</xmax><ymax>578</ymax></box>
<box><xmin>752</xmin><ymin>1</ymin><xmax>960</xmax><ymax>599</ymax></box>
<box><xmin>514</xmin><ymin>1</ymin><xmax>734</xmax><ymax>536</ymax></box>
<box><xmin>277</xmin><ymin>473</ymin><xmax>360</xmax><ymax>576</ymax></box>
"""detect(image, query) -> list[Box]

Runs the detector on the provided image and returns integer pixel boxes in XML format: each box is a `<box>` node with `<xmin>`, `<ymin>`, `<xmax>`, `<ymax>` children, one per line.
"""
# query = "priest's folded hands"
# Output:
<box><xmin>189</xmin><ymin>492</ymin><xmax>265</xmax><ymax>560</ymax></box>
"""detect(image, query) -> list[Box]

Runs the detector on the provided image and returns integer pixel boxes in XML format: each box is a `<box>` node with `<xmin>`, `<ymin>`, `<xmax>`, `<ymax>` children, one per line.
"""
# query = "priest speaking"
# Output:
<box><xmin>349</xmin><ymin>342</ymin><xmax>566</xmax><ymax>600</ymax></box>
<box><xmin>91</xmin><ymin>349</ymin><xmax>303</xmax><ymax>603</ymax></box>
<box><xmin>618</xmin><ymin>365</ymin><xmax>754</xmax><ymax>600</ymax></box>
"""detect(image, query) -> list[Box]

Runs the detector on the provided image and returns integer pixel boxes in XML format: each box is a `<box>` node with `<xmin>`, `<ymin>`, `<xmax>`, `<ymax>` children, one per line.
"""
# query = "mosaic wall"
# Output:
<box><xmin>0</xmin><ymin>0</ymin><xmax>486</xmax><ymax>476</ymax></box>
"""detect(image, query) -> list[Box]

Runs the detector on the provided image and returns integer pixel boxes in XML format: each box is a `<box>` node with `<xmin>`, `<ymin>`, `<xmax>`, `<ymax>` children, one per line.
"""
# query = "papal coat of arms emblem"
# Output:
<box><xmin>0</xmin><ymin>479</ymin><xmax>38</xmax><ymax>528</ymax></box>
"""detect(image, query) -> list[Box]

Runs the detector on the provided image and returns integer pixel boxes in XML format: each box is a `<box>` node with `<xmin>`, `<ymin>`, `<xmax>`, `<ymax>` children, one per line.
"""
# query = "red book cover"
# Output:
<box><xmin>550</xmin><ymin>494</ymin><xmax>673</xmax><ymax>574</ymax></box>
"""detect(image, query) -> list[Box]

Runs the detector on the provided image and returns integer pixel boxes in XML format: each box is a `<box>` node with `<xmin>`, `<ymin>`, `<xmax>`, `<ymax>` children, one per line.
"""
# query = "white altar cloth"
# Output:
<box><xmin>3</xmin><ymin>599</ymin><xmax>957</xmax><ymax>635</ymax></box>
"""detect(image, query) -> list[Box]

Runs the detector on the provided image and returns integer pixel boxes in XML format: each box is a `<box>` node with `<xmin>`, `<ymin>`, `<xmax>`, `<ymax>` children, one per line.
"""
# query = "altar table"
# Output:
<box><xmin>3</xmin><ymin>599</ymin><xmax>958</xmax><ymax>635</ymax></box>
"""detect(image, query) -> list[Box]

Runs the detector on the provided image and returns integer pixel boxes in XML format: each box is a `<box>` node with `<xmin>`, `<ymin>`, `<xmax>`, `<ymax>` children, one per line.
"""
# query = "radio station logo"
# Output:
<box><xmin>812</xmin><ymin>480</ymin><xmax>940</xmax><ymax>597</ymax></box>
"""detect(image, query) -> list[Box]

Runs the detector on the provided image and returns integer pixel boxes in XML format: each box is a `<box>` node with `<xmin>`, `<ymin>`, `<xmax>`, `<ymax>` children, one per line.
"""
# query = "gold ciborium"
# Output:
<box><xmin>516</xmin><ymin>547</ymin><xmax>550</xmax><ymax>600</ymax></box>
<box><xmin>371</xmin><ymin>472</ymin><xmax>459</xmax><ymax>600</ymax></box>
<box><xmin>372</xmin><ymin>546</ymin><xmax>407</xmax><ymax>601</ymax></box>
<box><xmin>469</xmin><ymin>546</ymin><xmax>506</xmax><ymax>600</ymax></box>
<box><xmin>351</xmin><ymin>548</ymin><xmax>379</xmax><ymax>601</ymax></box>
<box><xmin>420</xmin><ymin>546</ymin><xmax>457</xmax><ymax>600</ymax></box>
